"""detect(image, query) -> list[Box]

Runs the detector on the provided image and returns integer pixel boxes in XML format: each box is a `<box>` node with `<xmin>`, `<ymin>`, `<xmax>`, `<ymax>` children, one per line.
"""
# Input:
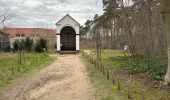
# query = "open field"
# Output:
<box><xmin>0</xmin><ymin>53</ymin><xmax>56</xmax><ymax>90</ymax></box>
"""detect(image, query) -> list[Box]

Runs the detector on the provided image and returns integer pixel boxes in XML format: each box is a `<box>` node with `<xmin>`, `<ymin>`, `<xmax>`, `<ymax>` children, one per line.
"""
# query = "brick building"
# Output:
<box><xmin>2</xmin><ymin>28</ymin><xmax>56</xmax><ymax>49</ymax></box>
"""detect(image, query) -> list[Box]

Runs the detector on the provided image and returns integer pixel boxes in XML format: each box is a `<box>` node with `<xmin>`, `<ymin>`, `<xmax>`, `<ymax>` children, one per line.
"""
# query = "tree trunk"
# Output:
<box><xmin>161</xmin><ymin>0</ymin><xmax>170</xmax><ymax>83</ymax></box>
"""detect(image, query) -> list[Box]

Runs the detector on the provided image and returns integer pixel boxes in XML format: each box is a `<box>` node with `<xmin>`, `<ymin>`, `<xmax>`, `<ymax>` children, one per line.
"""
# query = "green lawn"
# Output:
<box><xmin>91</xmin><ymin>49</ymin><xmax>130</xmax><ymax>67</ymax></box>
<box><xmin>0</xmin><ymin>53</ymin><xmax>56</xmax><ymax>89</ymax></box>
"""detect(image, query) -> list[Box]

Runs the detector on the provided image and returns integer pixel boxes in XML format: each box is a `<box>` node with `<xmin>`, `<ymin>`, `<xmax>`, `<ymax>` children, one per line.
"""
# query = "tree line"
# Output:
<box><xmin>81</xmin><ymin>0</ymin><xmax>166</xmax><ymax>57</ymax></box>
<box><xmin>81</xmin><ymin>0</ymin><xmax>170</xmax><ymax>83</ymax></box>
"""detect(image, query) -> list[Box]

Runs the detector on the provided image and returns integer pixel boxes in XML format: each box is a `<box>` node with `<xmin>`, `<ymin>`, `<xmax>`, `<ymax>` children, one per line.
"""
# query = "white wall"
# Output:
<box><xmin>76</xmin><ymin>35</ymin><xmax>80</xmax><ymax>50</ymax></box>
<box><xmin>57</xmin><ymin>35</ymin><xmax>60</xmax><ymax>51</ymax></box>
<box><xmin>56</xmin><ymin>15</ymin><xmax>80</xmax><ymax>51</ymax></box>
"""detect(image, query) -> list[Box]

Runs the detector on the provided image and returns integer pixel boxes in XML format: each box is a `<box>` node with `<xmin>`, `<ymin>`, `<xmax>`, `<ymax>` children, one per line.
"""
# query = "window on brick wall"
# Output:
<box><xmin>21</xmin><ymin>34</ymin><xmax>25</xmax><ymax>37</ymax></box>
<box><xmin>15</xmin><ymin>34</ymin><xmax>20</xmax><ymax>37</ymax></box>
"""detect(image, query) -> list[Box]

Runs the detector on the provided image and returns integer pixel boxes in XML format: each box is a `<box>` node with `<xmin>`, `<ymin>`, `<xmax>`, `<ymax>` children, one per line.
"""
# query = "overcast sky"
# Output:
<box><xmin>0</xmin><ymin>0</ymin><xmax>103</xmax><ymax>29</ymax></box>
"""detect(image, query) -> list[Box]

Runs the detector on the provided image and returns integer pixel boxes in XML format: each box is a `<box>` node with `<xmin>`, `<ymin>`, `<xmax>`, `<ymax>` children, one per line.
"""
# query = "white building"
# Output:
<box><xmin>56</xmin><ymin>14</ymin><xmax>80</xmax><ymax>53</ymax></box>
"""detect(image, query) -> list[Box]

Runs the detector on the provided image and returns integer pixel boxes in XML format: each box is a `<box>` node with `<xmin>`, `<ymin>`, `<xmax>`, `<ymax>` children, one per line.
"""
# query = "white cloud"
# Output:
<box><xmin>0</xmin><ymin>0</ymin><xmax>103</xmax><ymax>28</ymax></box>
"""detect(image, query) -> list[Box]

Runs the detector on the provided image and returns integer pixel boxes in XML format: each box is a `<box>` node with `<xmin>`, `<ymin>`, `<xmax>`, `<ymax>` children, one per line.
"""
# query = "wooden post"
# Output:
<box><xmin>112</xmin><ymin>73</ymin><xmax>115</xmax><ymax>84</ymax></box>
<box><xmin>127</xmin><ymin>80</ymin><xmax>131</xmax><ymax>99</ymax></box>
<box><xmin>99</xmin><ymin>62</ymin><xmax>102</xmax><ymax>72</ymax></box>
<box><xmin>117</xmin><ymin>75</ymin><xmax>121</xmax><ymax>90</ymax></box>
<box><xmin>19</xmin><ymin>50</ymin><xmax>22</xmax><ymax>65</ymax></box>
<box><xmin>141</xmin><ymin>90</ymin><xmax>145</xmax><ymax>100</ymax></box>
<box><xmin>23</xmin><ymin>50</ymin><xmax>25</xmax><ymax>65</ymax></box>
<box><xmin>11</xmin><ymin>66</ymin><xmax>14</xmax><ymax>75</ymax></box>
<box><xmin>103</xmin><ymin>65</ymin><xmax>105</xmax><ymax>75</ymax></box>
<box><xmin>98</xmin><ymin>61</ymin><xmax>99</xmax><ymax>70</ymax></box>
<box><xmin>106</xmin><ymin>69</ymin><xmax>109</xmax><ymax>79</ymax></box>
<box><xmin>96</xmin><ymin>61</ymin><xmax>99</xmax><ymax>70</ymax></box>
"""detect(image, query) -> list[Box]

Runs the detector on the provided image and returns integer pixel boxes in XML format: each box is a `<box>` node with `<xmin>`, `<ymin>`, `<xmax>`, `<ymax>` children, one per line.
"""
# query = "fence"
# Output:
<box><xmin>0</xmin><ymin>53</ymin><xmax>39</xmax><ymax>80</ymax></box>
<box><xmin>82</xmin><ymin>51</ymin><xmax>150</xmax><ymax>100</ymax></box>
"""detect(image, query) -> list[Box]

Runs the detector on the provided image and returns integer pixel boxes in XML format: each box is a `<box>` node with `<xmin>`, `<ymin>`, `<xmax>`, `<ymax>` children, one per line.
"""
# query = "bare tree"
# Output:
<box><xmin>0</xmin><ymin>3</ymin><xmax>17</xmax><ymax>52</ymax></box>
<box><xmin>0</xmin><ymin>6</ymin><xmax>16</xmax><ymax>29</ymax></box>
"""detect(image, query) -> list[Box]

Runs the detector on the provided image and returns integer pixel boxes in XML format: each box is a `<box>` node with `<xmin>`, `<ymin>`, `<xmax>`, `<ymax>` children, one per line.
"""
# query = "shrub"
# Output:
<box><xmin>35</xmin><ymin>38</ymin><xmax>47</xmax><ymax>53</ymax></box>
<box><xmin>12</xmin><ymin>40</ymin><xmax>19</xmax><ymax>51</ymax></box>
<box><xmin>12</xmin><ymin>39</ymin><xmax>25</xmax><ymax>51</ymax></box>
<box><xmin>19</xmin><ymin>39</ymin><xmax>25</xmax><ymax>50</ymax></box>
<box><xmin>25</xmin><ymin>37</ymin><xmax>33</xmax><ymax>52</ymax></box>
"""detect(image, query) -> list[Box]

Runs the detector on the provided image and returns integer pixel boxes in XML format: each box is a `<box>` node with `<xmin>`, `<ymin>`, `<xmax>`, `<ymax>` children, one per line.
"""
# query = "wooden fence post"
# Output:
<box><xmin>99</xmin><ymin>62</ymin><xmax>102</xmax><ymax>72</ymax></box>
<box><xmin>117</xmin><ymin>75</ymin><xmax>121</xmax><ymax>90</ymax></box>
<box><xmin>127</xmin><ymin>80</ymin><xmax>131</xmax><ymax>99</ymax></box>
<box><xmin>97</xmin><ymin>61</ymin><xmax>100</xmax><ymax>72</ymax></box>
<box><xmin>103</xmin><ymin>65</ymin><xmax>105</xmax><ymax>75</ymax></box>
<box><xmin>141</xmin><ymin>90</ymin><xmax>145</xmax><ymax>100</ymax></box>
<box><xmin>106</xmin><ymin>69</ymin><xmax>109</xmax><ymax>80</ymax></box>
<box><xmin>96</xmin><ymin>61</ymin><xmax>99</xmax><ymax>70</ymax></box>
<box><xmin>11</xmin><ymin>66</ymin><xmax>14</xmax><ymax>75</ymax></box>
<box><xmin>112</xmin><ymin>73</ymin><xmax>115</xmax><ymax>84</ymax></box>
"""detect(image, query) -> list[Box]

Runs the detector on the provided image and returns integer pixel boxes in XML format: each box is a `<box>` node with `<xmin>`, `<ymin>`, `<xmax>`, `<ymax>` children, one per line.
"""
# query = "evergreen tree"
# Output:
<box><xmin>25</xmin><ymin>37</ymin><xmax>33</xmax><ymax>52</ymax></box>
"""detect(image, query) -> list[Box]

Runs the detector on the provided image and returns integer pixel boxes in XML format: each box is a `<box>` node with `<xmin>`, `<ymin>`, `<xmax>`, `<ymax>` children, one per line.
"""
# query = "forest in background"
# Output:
<box><xmin>80</xmin><ymin>0</ymin><xmax>170</xmax><ymax>82</ymax></box>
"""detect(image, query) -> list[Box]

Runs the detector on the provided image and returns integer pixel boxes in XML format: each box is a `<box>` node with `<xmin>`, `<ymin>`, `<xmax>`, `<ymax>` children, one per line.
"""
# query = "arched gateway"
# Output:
<box><xmin>55</xmin><ymin>14</ymin><xmax>80</xmax><ymax>53</ymax></box>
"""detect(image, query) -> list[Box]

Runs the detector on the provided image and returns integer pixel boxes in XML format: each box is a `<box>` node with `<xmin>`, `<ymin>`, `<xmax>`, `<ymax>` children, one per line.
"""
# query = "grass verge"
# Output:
<box><xmin>0</xmin><ymin>53</ymin><xmax>56</xmax><ymax>90</ymax></box>
<box><xmin>82</xmin><ymin>56</ymin><xmax>129</xmax><ymax>100</ymax></box>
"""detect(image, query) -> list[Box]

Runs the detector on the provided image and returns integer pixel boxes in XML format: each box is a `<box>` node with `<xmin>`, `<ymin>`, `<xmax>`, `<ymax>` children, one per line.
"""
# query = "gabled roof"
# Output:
<box><xmin>56</xmin><ymin>14</ymin><xmax>80</xmax><ymax>26</ymax></box>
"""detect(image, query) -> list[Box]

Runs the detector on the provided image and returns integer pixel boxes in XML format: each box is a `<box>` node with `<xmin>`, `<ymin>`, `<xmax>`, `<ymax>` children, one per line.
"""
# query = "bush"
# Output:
<box><xmin>35</xmin><ymin>38</ymin><xmax>47</xmax><ymax>53</ymax></box>
<box><xmin>13</xmin><ymin>40</ymin><xmax>19</xmax><ymax>51</ymax></box>
<box><xmin>25</xmin><ymin>37</ymin><xmax>33</xmax><ymax>52</ymax></box>
<box><xmin>19</xmin><ymin>39</ymin><xmax>25</xmax><ymax>50</ymax></box>
<box><xmin>12</xmin><ymin>39</ymin><xmax>25</xmax><ymax>51</ymax></box>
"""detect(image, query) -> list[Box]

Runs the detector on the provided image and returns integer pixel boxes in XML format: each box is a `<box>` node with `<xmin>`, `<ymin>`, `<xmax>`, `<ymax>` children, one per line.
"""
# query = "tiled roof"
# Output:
<box><xmin>1</xmin><ymin>28</ymin><xmax>56</xmax><ymax>38</ymax></box>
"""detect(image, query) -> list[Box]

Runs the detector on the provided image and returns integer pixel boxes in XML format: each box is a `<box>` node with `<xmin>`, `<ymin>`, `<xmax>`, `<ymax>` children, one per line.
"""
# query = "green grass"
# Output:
<box><xmin>86</xmin><ymin>49</ymin><xmax>170</xmax><ymax>99</ymax></box>
<box><xmin>0</xmin><ymin>53</ymin><xmax>56</xmax><ymax>89</ymax></box>
<box><xmin>91</xmin><ymin>49</ymin><xmax>130</xmax><ymax>67</ymax></box>
<box><xmin>82</xmin><ymin>56</ymin><xmax>130</xmax><ymax>100</ymax></box>
<box><xmin>91</xmin><ymin>49</ymin><xmax>167</xmax><ymax>81</ymax></box>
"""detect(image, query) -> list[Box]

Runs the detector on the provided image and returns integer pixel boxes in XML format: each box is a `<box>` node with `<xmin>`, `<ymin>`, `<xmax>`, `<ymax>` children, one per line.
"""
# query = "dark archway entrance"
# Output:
<box><xmin>60</xmin><ymin>26</ymin><xmax>76</xmax><ymax>51</ymax></box>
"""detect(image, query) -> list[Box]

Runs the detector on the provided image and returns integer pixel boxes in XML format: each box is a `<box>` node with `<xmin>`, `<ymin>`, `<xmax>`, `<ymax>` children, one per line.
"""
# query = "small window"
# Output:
<box><xmin>16</xmin><ymin>34</ymin><xmax>20</xmax><ymax>37</ymax></box>
<box><xmin>21</xmin><ymin>34</ymin><xmax>25</xmax><ymax>37</ymax></box>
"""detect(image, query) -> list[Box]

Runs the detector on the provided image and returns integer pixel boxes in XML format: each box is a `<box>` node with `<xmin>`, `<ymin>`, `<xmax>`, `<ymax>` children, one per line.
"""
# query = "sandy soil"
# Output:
<box><xmin>0</xmin><ymin>54</ymin><xmax>97</xmax><ymax>100</ymax></box>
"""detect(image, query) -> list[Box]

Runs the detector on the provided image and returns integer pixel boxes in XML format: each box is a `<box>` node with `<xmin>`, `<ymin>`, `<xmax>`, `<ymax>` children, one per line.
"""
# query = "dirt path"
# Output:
<box><xmin>0</xmin><ymin>54</ymin><xmax>96</xmax><ymax>100</ymax></box>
